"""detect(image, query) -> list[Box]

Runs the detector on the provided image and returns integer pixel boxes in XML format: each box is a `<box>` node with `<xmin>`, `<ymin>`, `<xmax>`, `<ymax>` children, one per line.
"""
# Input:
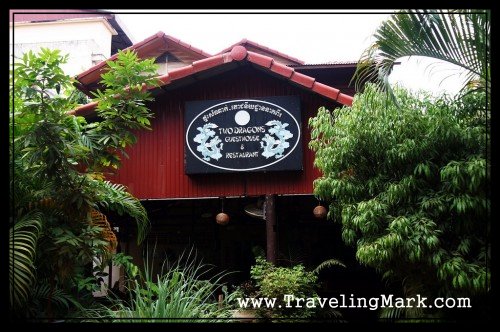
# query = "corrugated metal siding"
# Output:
<box><xmin>112</xmin><ymin>65</ymin><xmax>340</xmax><ymax>199</ymax></box>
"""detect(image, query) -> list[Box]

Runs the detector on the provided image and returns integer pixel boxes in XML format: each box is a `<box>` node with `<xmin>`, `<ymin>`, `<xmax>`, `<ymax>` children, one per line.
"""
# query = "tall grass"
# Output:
<box><xmin>87</xmin><ymin>247</ymin><xmax>237</xmax><ymax>322</ymax></box>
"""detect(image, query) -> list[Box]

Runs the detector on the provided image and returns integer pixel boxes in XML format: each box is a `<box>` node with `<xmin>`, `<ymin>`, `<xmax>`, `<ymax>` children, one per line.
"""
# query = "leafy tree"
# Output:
<box><xmin>10</xmin><ymin>48</ymin><xmax>158</xmax><ymax>318</ymax></box>
<box><xmin>354</xmin><ymin>10</ymin><xmax>490</xmax><ymax>96</ymax></box>
<box><xmin>309</xmin><ymin>84</ymin><xmax>489</xmax><ymax>318</ymax></box>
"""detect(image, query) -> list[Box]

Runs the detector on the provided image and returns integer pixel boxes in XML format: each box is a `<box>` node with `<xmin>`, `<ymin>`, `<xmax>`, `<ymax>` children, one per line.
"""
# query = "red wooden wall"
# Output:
<box><xmin>111</xmin><ymin>65</ymin><xmax>341</xmax><ymax>199</ymax></box>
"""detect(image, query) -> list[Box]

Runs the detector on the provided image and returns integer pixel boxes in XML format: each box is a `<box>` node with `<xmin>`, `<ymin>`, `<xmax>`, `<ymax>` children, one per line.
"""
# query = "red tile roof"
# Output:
<box><xmin>75</xmin><ymin>31</ymin><xmax>211</xmax><ymax>87</ymax></box>
<box><xmin>69</xmin><ymin>46</ymin><xmax>352</xmax><ymax>117</ymax></box>
<box><xmin>218</xmin><ymin>39</ymin><xmax>305</xmax><ymax>65</ymax></box>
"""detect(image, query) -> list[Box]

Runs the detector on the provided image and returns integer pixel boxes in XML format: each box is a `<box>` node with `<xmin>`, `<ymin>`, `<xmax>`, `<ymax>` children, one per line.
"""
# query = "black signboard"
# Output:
<box><xmin>185</xmin><ymin>96</ymin><xmax>302</xmax><ymax>174</ymax></box>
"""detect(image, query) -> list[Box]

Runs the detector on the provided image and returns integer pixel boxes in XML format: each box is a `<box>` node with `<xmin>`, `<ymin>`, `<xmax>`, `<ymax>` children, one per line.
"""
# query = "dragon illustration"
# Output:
<box><xmin>193</xmin><ymin>123</ymin><xmax>223</xmax><ymax>161</ymax></box>
<box><xmin>260</xmin><ymin>120</ymin><xmax>293</xmax><ymax>159</ymax></box>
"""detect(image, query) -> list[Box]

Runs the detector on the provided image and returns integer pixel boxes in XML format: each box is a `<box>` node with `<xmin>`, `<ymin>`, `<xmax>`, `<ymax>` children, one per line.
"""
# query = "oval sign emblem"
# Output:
<box><xmin>185</xmin><ymin>97</ymin><xmax>302</xmax><ymax>174</ymax></box>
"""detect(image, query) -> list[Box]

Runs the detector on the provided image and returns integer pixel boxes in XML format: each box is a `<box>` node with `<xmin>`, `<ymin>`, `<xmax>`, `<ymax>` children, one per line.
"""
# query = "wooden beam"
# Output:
<box><xmin>265</xmin><ymin>194</ymin><xmax>277</xmax><ymax>264</ymax></box>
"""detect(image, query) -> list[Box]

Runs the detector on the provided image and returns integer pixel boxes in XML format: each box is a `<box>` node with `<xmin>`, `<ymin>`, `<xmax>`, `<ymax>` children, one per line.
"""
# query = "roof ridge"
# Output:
<box><xmin>217</xmin><ymin>39</ymin><xmax>305</xmax><ymax>65</ymax></box>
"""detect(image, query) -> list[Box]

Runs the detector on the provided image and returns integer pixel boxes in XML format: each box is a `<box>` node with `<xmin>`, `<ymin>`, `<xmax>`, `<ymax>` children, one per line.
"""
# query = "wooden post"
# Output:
<box><xmin>108</xmin><ymin>258</ymin><xmax>113</xmax><ymax>292</ymax></box>
<box><xmin>265</xmin><ymin>194</ymin><xmax>277</xmax><ymax>264</ymax></box>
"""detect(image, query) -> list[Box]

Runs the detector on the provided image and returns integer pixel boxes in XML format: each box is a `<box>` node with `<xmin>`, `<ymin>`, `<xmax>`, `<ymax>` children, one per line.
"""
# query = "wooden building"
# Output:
<box><xmin>72</xmin><ymin>32</ymin><xmax>368</xmax><ymax>287</ymax></box>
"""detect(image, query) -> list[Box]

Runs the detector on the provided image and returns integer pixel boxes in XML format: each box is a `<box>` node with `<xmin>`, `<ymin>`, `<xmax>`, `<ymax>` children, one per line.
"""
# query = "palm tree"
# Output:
<box><xmin>354</xmin><ymin>10</ymin><xmax>490</xmax><ymax>96</ymax></box>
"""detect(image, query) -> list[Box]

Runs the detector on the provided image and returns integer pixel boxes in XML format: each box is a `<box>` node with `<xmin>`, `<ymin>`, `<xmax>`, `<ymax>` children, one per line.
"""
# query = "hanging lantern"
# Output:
<box><xmin>313</xmin><ymin>204</ymin><xmax>327</xmax><ymax>219</ymax></box>
<box><xmin>216</xmin><ymin>212</ymin><xmax>230</xmax><ymax>225</ymax></box>
<box><xmin>216</xmin><ymin>197</ymin><xmax>230</xmax><ymax>225</ymax></box>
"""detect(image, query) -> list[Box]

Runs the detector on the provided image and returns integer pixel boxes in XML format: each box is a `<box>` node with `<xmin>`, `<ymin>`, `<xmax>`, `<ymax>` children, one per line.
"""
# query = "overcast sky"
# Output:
<box><xmin>114</xmin><ymin>11</ymin><xmax>466</xmax><ymax>96</ymax></box>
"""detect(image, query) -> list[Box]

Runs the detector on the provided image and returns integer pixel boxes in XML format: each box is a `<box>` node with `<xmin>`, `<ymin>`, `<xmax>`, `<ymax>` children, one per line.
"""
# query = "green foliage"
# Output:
<box><xmin>313</xmin><ymin>258</ymin><xmax>346</xmax><ymax>274</ymax></box>
<box><xmin>309</xmin><ymin>84</ymin><xmax>489</xmax><ymax>314</ymax></box>
<box><xmin>9</xmin><ymin>212</ymin><xmax>42</xmax><ymax>308</ymax></box>
<box><xmin>252</xmin><ymin>257</ymin><xmax>318</xmax><ymax>300</ymax></box>
<box><xmin>92</xmin><ymin>249</ymin><xmax>237</xmax><ymax>322</ymax></box>
<box><xmin>90</xmin><ymin>50</ymin><xmax>159</xmax><ymax>170</ymax></box>
<box><xmin>248</xmin><ymin>256</ymin><xmax>321</xmax><ymax>320</ymax></box>
<box><xmin>24</xmin><ymin>281</ymin><xmax>84</xmax><ymax>319</ymax></box>
<box><xmin>354</xmin><ymin>10</ymin><xmax>490</xmax><ymax>98</ymax></box>
<box><xmin>10</xmin><ymin>48</ymin><xmax>157</xmax><ymax>318</ymax></box>
<box><xmin>112</xmin><ymin>253</ymin><xmax>139</xmax><ymax>279</ymax></box>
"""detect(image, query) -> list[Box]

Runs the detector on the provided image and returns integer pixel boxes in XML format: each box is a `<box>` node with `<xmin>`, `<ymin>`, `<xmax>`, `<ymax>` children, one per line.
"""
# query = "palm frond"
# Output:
<box><xmin>92</xmin><ymin>179</ymin><xmax>150</xmax><ymax>243</ymax></box>
<box><xmin>379</xmin><ymin>303</ymin><xmax>426</xmax><ymax>321</ymax></box>
<box><xmin>26</xmin><ymin>281</ymin><xmax>83</xmax><ymax>318</ymax></box>
<box><xmin>353</xmin><ymin>9</ymin><xmax>490</xmax><ymax>96</ymax></box>
<box><xmin>314</xmin><ymin>258</ymin><xmax>346</xmax><ymax>274</ymax></box>
<box><xmin>9</xmin><ymin>212</ymin><xmax>43</xmax><ymax>308</ymax></box>
<box><xmin>380</xmin><ymin>306</ymin><xmax>405</xmax><ymax>321</ymax></box>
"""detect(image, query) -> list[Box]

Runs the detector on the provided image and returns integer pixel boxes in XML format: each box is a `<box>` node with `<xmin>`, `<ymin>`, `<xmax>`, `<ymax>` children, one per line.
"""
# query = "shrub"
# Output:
<box><xmin>309</xmin><ymin>84</ymin><xmax>489</xmax><ymax>317</ymax></box>
<box><xmin>247</xmin><ymin>256</ymin><xmax>320</xmax><ymax>320</ymax></box>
